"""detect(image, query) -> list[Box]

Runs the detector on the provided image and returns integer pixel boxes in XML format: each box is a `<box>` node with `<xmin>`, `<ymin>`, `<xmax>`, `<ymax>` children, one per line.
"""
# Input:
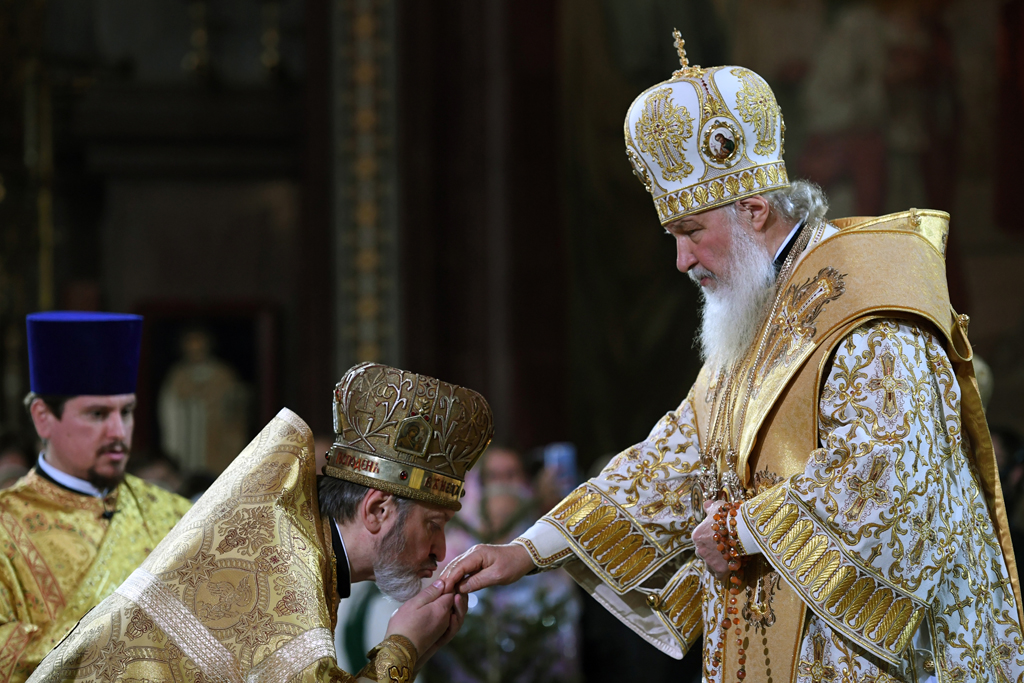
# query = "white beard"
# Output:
<box><xmin>690</xmin><ymin>219</ymin><xmax>777</xmax><ymax>371</ymax></box>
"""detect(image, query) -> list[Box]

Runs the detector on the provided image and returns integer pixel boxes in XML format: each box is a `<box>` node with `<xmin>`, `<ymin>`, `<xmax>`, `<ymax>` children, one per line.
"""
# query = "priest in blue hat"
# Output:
<box><xmin>0</xmin><ymin>312</ymin><xmax>192</xmax><ymax>683</ymax></box>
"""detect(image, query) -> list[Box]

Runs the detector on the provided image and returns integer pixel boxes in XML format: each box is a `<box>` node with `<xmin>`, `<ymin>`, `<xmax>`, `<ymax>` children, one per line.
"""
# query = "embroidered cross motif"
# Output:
<box><xmin>797</xmin><ymin>633</ymin><xmax>837</xmax><ymax>682</ymax></box>
<box><xmin>985</xmin><ymin>620</ymin><xmax>1016</xmax><ymax>683</ymax></box>
<box><xmin>944</xmin><ymin>584</ymin><xmax>972</xmax><ymax>626</ymax></box>
<box><xmin>908</xmin><ymin>497</ymin><xmax>938</xmax><ymax>564</ymax></box>
<box><xmin>844</xmin><ymin>455</ymin><xmax>890</xmax><ymax>522</ymax></box>
<box><xmin>991</xmin><ymin>559</ymin><xmax>1014</xmax><ymax>603</ymax></box>
<box><xmin>866</xmin><ymin>350</ymin><xmax>911</xmax><ymax>419</ymax></box>
<box><xmin>641</xmin><ymin>480</ymin><xmax>692</xmax><ymax>517</ymax></box>
<box><xmin>754</xmin><ymin>267</ymin><xmax>845</xmax><ymax>390</ymax></box>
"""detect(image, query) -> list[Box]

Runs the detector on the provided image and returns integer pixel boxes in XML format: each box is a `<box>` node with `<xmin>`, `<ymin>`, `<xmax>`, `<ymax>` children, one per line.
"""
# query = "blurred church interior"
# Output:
<box><xmin>3</xmin><ymin>0</ymin><xmax>1024</xmax><ymax>680</ymax></box>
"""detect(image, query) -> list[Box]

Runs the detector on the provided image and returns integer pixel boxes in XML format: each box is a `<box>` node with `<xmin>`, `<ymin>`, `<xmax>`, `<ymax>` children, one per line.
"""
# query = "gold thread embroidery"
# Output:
<box><xmin>653</xmin><ymin>161</ymin><xmax>788</xmax><ymax>223</ymax></box>
<box><xmin>511</xmin><ymin>537</ymin><xmax>573</xmax><ymax>567</ymax></box>
<box><xmin>731</xmin><ymin>68</ymin><xmax>778</xmax><ymax>156</ymax></box>
<box><xmin>246</xmin><ymin>628</ymin><xmax>335</xmax><ymax>683</ymax></box>
<box><xmin>634</xmin><ymin>87</ymin><xmax>695</xmax><ymax>182</ymax></box>
<box><xmin>116</xmin><ymin>568</ymin><xmax>243</xmax><ymax>683</ymax></box>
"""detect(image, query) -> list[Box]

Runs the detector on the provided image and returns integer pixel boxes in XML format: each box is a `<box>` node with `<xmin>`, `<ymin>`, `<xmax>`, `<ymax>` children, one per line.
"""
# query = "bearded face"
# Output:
<box><xmin>371</xmin><ymin>500</ymin><xmax>451</xmax><ymax>602</ymax></box>
<box><xmin>689</xmin><ymin>209</ymin><xmax>777</xmax><ymax>371</ymax></box>
<box><xmin>372</xmin><ymin>507</ymin><xmax>424</xmax><ymax>602</ymax></box>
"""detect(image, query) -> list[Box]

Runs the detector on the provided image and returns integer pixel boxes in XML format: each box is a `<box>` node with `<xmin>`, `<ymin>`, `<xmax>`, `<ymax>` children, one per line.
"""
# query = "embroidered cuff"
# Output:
<box><xmin>365</xmin><ymin>634</ymin><xmax>417</xmax><ymax>682</ymax></box>
<box><xmin>742</xmin><ymin>485</ymin><xmax>926</xmax><ymax>665</ymax></box>
<box><xmin>541</xmin><ymin>483</ymin><xmax>669</xmax><ymax>594</ymax></box>
<box><xmin>734</xmin><ymin>504</ymin><xmax>759</xmax><ymax>556</ymax></box>
<box><xmin>513</xmin><ymin>520</ymin><xmax>574</xmax><ymax>570</ymax></box>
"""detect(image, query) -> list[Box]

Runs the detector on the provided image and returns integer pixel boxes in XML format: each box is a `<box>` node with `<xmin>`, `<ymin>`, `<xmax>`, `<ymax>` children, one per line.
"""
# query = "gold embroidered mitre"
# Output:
<box><xmin>624</xmin><ymin>30</ymin><xmax>788</xmax><ymax>224</ymax></box>
<box><xmin>324</xmin><ymin>362</ymin><xmax>494</xmax><ymax>510</ymax></box>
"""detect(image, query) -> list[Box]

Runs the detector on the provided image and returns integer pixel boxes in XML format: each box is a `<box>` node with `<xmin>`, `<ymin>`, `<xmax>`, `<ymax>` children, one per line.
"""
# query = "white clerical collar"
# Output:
<box><xmin>36</xmin><ymin>454</ymin><xmax>106</xmax><ymax>498</ymax></box>
<box><xmin>774</xmin><ymin>219</ymin><xmax>805</xmax><ymax>262</ymax></box>
<box><xmin>333</xmin><ymin>518</ymin><xmax>353</xmax><ymax>579</ymax></box>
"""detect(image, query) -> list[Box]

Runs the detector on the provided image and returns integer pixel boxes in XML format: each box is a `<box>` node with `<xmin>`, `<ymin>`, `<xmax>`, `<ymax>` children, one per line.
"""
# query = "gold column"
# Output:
<box><xmin>332</xmin><ymin>0</ymin><xmax>399</xmax><ymax>370</ymax></box>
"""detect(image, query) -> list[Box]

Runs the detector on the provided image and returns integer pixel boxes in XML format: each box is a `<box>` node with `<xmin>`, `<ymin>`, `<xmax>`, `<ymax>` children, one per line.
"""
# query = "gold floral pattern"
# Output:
<box><xmin>541</xmin><ymin>318</ymin><xmax>1023</xmax><ymax>683</ymax></box>
<box><xmin>216</xmin><ymin>507</ymin><xmax>275</xmax><ymax>556</ymax></box>
<box><xmin>0</xmin><ymin>471</ymin><xmax>189</xmax><ymax>682</ymax></box>
<box><xmin>28</xmin><ymin>409</ymin><xmax>409</xmax><ymax>683</ymax></box>
<box><xmin>745</xmin><ymin>321</ymin><xmax>1024</xmax><ymax>679</ymax></box>
<box><xmin>654</xmin><ymin>162</ymin><xmax>788</xmax><ymax>224</ymax></box>
<box><xmin>752</xmin><ymin>266</ymin><xmax>846</xmax><ymax>392</ymax></box>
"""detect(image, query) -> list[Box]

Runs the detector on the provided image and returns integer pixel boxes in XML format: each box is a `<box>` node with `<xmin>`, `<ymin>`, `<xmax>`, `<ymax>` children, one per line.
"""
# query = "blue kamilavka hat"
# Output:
<box><xmin>27</xmin><ymin>312</ymin><xmax>143</xmax><ymax>396</ymax></box>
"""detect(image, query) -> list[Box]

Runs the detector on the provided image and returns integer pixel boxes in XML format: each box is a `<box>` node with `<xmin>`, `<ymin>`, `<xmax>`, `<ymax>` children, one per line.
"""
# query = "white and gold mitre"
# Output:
<box><xmin>624</xmin><ymin>31</ymin><xmax>788</xmax><ymax>224</ymax></box>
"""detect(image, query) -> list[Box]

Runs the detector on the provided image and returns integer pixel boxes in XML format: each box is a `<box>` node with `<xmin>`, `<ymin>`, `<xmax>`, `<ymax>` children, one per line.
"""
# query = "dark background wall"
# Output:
<box><xmin>3</xmin><ymin>1</ymin><xmax>1024</xmax><ymax>680</ymax></box>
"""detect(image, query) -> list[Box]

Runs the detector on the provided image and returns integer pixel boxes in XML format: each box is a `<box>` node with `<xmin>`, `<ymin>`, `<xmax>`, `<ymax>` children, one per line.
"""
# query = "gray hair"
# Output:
<box><xmin>317</xmin><ymin>475</ymin><xmax>414</xmax><ymax>524</ymax></box>
<box><xmin>760</xmin><ymin>179</ymin><xmax>829</xmax><ymax>224</ymax></box>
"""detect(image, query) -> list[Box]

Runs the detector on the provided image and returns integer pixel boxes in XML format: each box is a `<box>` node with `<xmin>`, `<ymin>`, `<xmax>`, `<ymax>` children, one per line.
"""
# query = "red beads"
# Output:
<box><xmin>706</xmin><ymin>499</ymin><xmax>749</xmax><ymax>683</ymax></box>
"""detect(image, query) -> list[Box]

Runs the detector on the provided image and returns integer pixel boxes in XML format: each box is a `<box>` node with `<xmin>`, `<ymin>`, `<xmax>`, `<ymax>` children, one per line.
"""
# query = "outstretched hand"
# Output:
<box><xmin>439</xmin><ymin>543</ymin><xmax>535</xmax><ymax>594</ymax></box>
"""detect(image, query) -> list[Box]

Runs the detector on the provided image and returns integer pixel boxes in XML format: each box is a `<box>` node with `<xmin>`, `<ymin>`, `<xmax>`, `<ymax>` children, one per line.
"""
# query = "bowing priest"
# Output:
<box><xmin>442</xmin><ymin>32</ymin><xmax>1024</xmax><ymax>683</ymax></box>
<box><xmin>0</xmin><ymin>312</ymin><xmax>192</xmax><ymax>682</ymax></box>
<box><xmin>29</xmin><ymin>362</ymin><xmax>493</xmax><ymax>683</ymax></box>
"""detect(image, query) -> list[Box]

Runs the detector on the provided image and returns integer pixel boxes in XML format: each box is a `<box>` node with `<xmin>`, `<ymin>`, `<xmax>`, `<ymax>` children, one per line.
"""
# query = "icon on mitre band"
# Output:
<box><xmin>710</xmin><ymin>132</ymin><xmax>735</xmax><ymax>160</ymax></box>
<box><xmin>394</xmin><ymin>415</ymin><xmax>432</xmax><ymax>456</ymax></box>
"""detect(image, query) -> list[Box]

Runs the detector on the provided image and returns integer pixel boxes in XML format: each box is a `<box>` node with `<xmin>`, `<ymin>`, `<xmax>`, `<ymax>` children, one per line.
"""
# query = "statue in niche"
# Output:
<box><xmin>158</xmin><ymin>328</ymin><xmax>250</xmax><ymax>474</ymax></box>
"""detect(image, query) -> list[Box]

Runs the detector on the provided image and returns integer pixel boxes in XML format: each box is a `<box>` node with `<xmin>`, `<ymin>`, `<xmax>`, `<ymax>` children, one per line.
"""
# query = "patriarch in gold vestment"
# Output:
<box><xmin>30</xmin><ymin>363</ymin><xmax>493</xmax><ymax>683</ymax></box>
<box><xmin>443</xmin><ymin>33</ymin><xmax>1024</xmax><ymax>683</ymax></box>
<box><xmin>0</xmin><ymin>313</ymin><xmax>191</xmax><ymax>683</ymax></box>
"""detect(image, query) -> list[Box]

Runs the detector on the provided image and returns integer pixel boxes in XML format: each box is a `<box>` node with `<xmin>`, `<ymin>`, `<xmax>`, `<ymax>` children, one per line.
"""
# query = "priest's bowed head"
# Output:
<box><xmin>441</xmin><ymin>29</ymin><xmax>1024</xmax><ymax>683</ymax></box>
<box><xmin>28</xmin><ymin>362</ymin><xmax>493</xmax><ymax>683</ymax></box>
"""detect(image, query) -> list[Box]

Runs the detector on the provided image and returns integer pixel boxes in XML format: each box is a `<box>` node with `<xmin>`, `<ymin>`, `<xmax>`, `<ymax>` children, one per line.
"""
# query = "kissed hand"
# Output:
<box><xmin>439</xmin><ymin>543</ymin><xmax>535</xmax><ymax>594</ymax></box>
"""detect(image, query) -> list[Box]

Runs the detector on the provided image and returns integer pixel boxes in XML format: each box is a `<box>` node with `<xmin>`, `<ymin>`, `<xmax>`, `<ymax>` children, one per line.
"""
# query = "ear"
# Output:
<box><xmin>359</xmin><ymin>488</ymin><xmax>393</xmax><ymax>535</ymax></box>
<box><xmin>735</xmin><ymin>195</ymin><xmax>771</xmax><ymax>233</ymax></box>
<box><xmin>29</xmin><ymin>399</ymin><xmax>55</xmax><ymax>441</ymax></box>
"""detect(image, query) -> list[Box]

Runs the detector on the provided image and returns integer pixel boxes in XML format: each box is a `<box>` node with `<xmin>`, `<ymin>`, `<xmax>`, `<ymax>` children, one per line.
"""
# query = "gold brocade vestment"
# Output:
<box><xmin>516</xmin><ymin>211</ymin><xmax>1024</xmax><ymax>682</ymax></box>
<box><xmin>0</xmin><ymin>470</ymin><xmax>191</xmax><ymax>683</ymax></box>
<box><xmin>28</xmin><ymin>409</ymin><xmax>418</xmax><ymax>683</ymax></box>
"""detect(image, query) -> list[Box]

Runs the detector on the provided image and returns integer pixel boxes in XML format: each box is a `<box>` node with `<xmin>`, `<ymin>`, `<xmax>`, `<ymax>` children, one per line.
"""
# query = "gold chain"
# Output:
<box><xmin>699</xmin><ymin>219</ymin><xmax>819</xmax><ymax>502</ymax></box>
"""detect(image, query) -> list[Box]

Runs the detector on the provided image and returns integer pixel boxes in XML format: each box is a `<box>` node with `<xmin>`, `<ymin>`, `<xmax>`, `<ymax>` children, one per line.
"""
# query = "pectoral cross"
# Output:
<box><xmin>909</xmin><ymin>497</ymin><xmax>938</xmax><ymax>564</ymax></box>
<box><xmin>797</xmin><ymin>633</ymin><xmax>837</xmax><ymax>683</ymax></box>
<box><xmin>844</xmin><ymin>455</ymin><xmax>890</xmax><ymax>522</ymax></box>
<box><xmin>866</xmin><ymin>350</ymin><xmax>911</xmax><ymax>419</ymax></box>
<box><xmin>943</xmin><ymin>584</ymin><xmax>972</xmax><ymax>626</ymax></box>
